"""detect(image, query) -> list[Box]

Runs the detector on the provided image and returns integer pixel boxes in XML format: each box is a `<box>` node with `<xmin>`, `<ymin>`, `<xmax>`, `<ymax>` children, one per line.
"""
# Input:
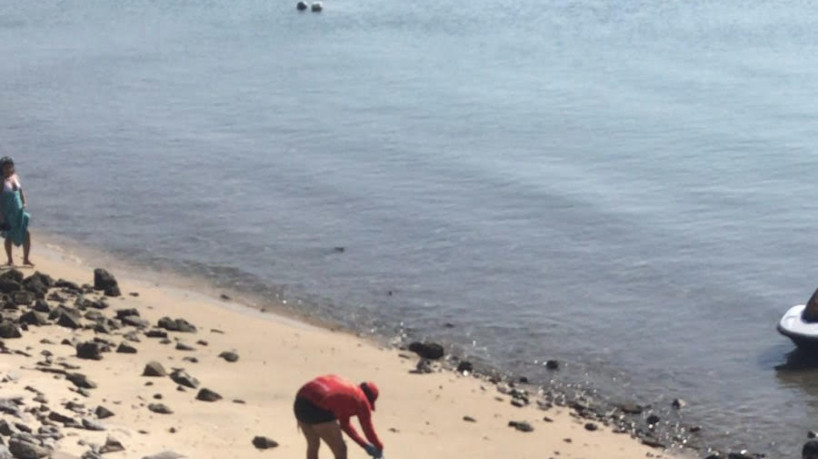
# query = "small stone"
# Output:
<box><xmin>169</xmin><ymin>369</ymin><xmax>199</xmax><ymax>389</ymax></box>
<box><xmin>584</xmin><ymin>422</ymin><xmax>598</xmax><ymax>431</ymax></box>
<box><xmin>508</xmin><ymin>421</ymin><xmax>533</xmax><ymax>432</ymax></box>
<box><xmin>196</xmin><ymin>388</ymin><xmax>222</xmax><ymax>402</ymax></box>
<box><xmin>252</xmin><ymin>436</ymin><xmax>279</xmax><ymax>449</ymax></box>
<box><xmin>66</xmin><ymin>373</ymin><xmax>97</xmax><ymax>389</ymax></box>
<box><xmin>174</xmin><ymin>342</ymin><xmax>194</xmax><ymax>351</ymax></box>
<box><xmin>147</xmin><ymin>404</ymin><xmax>173</xmax><ymax>414</ymax></box>
<box><xmin>142</xmin><ymin>362</ymin><xmax>167</xmax><ymax>377</ymax></box>
<box><xmin>218</xmin><ymin>351</ymin><xmax>239</xmax><ymax>363</ymax></box>
<box><xmin>99</xmin><ymin>436</ymin><xmax>125</xmax><ymax>454</ymax></box>
<box><xmin>671</xmin><ymin>398</ymin><xmax>686</xmax><ymax>409</ymax></box>
<box><xmin>456</xmin><ymin>361</ymin><xmax>473</xmax><ymax>374</ymax></box>
<box><xmin>462</xmin><ymin>416</ymin><xmax>476</xmax><ymax>422</ymax></box>
<box><xmin>545</xmin><ymin>360</ymin><xmax>559</xmax><ymax>370</ymax></box>
<box><xmin>116</xmin><ymin>343</ymin><xmax>137</xmax><ymax>354</ymax></box>
<box><xmin>95</xmin><ymin>406</ymin><xmax>114</xmax><ymax>419</ymax></box>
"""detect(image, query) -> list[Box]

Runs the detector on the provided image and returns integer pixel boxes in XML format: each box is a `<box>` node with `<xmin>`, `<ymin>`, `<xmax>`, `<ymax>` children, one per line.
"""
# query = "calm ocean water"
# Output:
<box><xmin>2</xmin><ymin>0</ymin><xmax>817</xmax><ymax>455</ymax></box>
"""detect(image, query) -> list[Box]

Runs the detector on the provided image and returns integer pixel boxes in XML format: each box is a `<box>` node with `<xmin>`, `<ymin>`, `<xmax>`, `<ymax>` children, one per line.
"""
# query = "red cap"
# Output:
<box><xmin>361</xmin><ymin>381</ymin><xmax>379</xmax><ymax>411</ymax></box>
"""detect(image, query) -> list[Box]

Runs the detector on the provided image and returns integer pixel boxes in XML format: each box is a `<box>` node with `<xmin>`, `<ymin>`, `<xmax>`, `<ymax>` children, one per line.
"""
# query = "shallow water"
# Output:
<box><xmin>2</xmin><ymin>0</ymin><xmax>818</xmax><ymax>455</ymax></box>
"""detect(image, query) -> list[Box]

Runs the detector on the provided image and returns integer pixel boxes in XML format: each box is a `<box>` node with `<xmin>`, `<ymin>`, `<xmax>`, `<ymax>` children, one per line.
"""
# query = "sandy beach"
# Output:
<box><xmin>0</xmin><ymin>244</ymin><xmax>691</xmax><ymax>459</ymax></box>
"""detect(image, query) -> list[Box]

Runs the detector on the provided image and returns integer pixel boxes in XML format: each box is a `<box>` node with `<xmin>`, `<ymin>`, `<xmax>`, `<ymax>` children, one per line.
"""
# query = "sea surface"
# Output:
<box><xmin>2</xmin><ymin>0</ymin><xmax>818</xmax><ymax>455</ymax></box>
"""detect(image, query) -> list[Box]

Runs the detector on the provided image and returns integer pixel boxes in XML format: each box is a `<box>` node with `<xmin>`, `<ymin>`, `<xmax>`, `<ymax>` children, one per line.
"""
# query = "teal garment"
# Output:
<box><xmin>1</xmin><ymin>190</ymin><xmax>29</xmax><ymax>246</ymax></box>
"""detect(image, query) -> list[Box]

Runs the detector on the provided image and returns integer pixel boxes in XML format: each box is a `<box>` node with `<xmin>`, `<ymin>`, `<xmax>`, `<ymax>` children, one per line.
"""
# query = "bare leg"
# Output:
<box><xmin>298</xmin><ymin>422</ymin><xmax>321</xmax><ymax>459</ymax></box>
<box><xmin>4</xmin><ymin>238</ymin><xmax>12</xmax><ymax>266</ymax></box>
<box><xmin>312</xmin><ymin>421</ymin><xmax>347</xmax><ymax>459</ymax></box>
<box><xmin>22</xmin><ymin>231</ymin><xmax>32</xmax><ymax>266</ymax></box>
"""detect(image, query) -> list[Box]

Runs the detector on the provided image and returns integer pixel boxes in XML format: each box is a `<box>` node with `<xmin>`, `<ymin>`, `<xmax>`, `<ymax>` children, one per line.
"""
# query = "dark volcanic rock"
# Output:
<box><xmin>76</xmin><ymin>342</ymin><xmax>103</xmax><ymax>360</ymax></box>
<box><xmin>48</xmin><ymin>411</ymin><xmax>75</xmax><ymax>424</ymax></box>
<box><xmin>81</xmin><ymin>418</ymin><xmax>105</xmax><ymax>431</ymax></box>
<box><xmin>56</xmin><ymin>311</ymin><xmax>82</xmax><ymax>330</ymax></box>
<box><xmin>195</xmin><ymin>388</ymin><xmax>222</xmax><ymax>402</ymax></box>
<box><xmin>93</xmin><ymin>269</ymin><xmax>118</xmax><ymax>292</ymax></box>
<box><xmin>121</xmin><ymin>316</ymin><xmax>150</xmax><ymax>329</ymax></box>
<box><xmin>0</xmin><ymin>321</ymin><xmax>22</xmax><ymax>339</ymax></box>
<box><xmin>115</xmin><ymin>308</ymin><xmax>139</xmax><ymax>319</ymax></box>
<box><xmin>11</xmin><ymin>291</ymin><xmax>35</xmax><ymax>306</ymax></box>
<box><xmin>31</xmin><ymin>300</ymin><xmax>50</xmax><ymax>313</ymax></box>
<box><xmin>174</xmin><ymin>342</ymin><xmax>194</xmax><ymax>351</ymax></box>
<box><xmin>142</xmin><ymin>362</ymin><xmax>167</xmax><ymax>377</ymax></box>
<box><xmin>508</xmin><ymin>421</ymin><xmax>533</xmax><ymax>432</ymax></box>
<box><xmin>104</xmin><ymin>285</ymin><xmax>121</xmax><ymax>297</ymax></box>
<box><xmin>0</xmin><ymin>279</ymin><xmax>21</xmax><ymax>294</ymax></box>
<box><xmin>618</xmin><ymin>403</ymin><xmax>643</xmax><ymax>414</ymax></box>
<box><xmin>95</xmin><ymin>406</ymin><xmax>115</xmax><ymax>419</ymax></box>
<box><xmin>218</xmin><ymin>351</ymin><xmax>239</xmax><ymax>363</ymax></box>
<box><xmin>8</xmin><ymin>437</ymin><xmax>50</xmax><ymax>459</ymax></box>
<box><xmin>456</xmin><ymin>361</ymin><xmax>473</xmax><ymax>374</ymax></box>
<box><xmin>157</xmin><ymin>317</ymin><xmax>196</xmax><ymax>333</ymax></box>
<box><xmin>408</xmin><ymin>342</ymin><xmax>444</xmax><ymax>360</ymax></box>
<box><xmin>545</xmin><ymin>359</ymin><xmax>560</xmax><ymax>370</ymax></box>
<box><xmin>251</xmin><ymin>436</ymin><xmax>279</xmax><ymax>449</ymax></box>
<box><xmin>55</xmin><ymin>279</ymin><xmax>80</xmax><ymax>291</ymax></box>
<box><xmin>66</xmin><ymin>373</ymin><xmax>97</xmax><ymax>389</ymax></box>
<box><xmin>0</xmin><ymin>269</ymin><xmax>23</xmax><ymax>283</ymax></box>
<box><xmin>19</xmin><ymin>311</ymin><xmax>47</xmax><ymax>326</ymax></box>
<box><xmin>671</xmin><ymin>398</ymin><xmax>686</xmax><ymax>409</ymax></box>
<box><xmin>116</xmin><ymin>342</ymin><xmax>137</xmax><ymax>354</ymax></box>
<box><xmin>99</xmin><ymin>436</ymin><xmax>125</xmax><ymax>454</ymax></box>
<box><xmin>170</xmin><ymin>370</ymin><xmax>199</xmax><ymax>389</ymax></box>
<box><xmin>144</xmin><ymin>329</ymin><xmax>168</xmax><ymax>339</ymax></box>
<box><xmin>147</xmin><ymin>404</ymin><xmax>173</xmax><ymax>415</ymax></box>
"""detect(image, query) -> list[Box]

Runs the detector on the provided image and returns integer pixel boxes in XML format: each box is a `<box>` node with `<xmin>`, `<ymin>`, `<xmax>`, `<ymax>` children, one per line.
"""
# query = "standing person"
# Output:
<box><xmin>0</xmin><ymin>157</ymin><xmax>32</xmax><ymax>266</ymax></box>
<box><xmin>294</xmin><ymin>374</ymin><xmax>384</xmax><ymax>459</ymax></box>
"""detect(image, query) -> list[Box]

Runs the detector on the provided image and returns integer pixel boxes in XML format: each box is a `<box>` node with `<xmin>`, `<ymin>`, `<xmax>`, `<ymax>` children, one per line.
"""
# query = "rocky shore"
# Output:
<box><xmin>0</xmin><ymin>248</ymin><xmax>702</xmax><ymax>458</ymax></box>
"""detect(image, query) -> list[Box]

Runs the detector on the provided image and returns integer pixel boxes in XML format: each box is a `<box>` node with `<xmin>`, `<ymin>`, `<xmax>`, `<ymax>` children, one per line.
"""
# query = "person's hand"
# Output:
<box><xmin>364</xmin><ymin>444</ymin><xmax>382</xmax><ymax>458</ymax></box>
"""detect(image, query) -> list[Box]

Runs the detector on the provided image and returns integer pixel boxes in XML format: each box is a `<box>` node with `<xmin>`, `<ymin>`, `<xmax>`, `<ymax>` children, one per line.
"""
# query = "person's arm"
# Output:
<box><xmin>17</xmin><ymin>177</ymin><xmax>25</xmax><ymax>207</ymax></box>
<box><xmin>338</xmin><ymin>416</ymin><xmax>369</xmax><ymax>450</ymax></box>
<box><xmin>357</xmin><ymin>407</ymin><xmax>384</xmax><ymax>451</ymax></box>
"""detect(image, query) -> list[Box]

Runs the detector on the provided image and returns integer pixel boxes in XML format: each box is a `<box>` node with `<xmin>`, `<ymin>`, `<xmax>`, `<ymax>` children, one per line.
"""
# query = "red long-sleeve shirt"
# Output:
<box><xmin>297</xmin><ymin>375</ymin><xmax>383</xmax><ymax>451</ymax></box>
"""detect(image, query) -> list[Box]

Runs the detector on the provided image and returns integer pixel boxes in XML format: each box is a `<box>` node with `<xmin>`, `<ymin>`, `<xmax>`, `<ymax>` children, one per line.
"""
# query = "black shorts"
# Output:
<box><xmin>294</xmin><ymin>397</ymin><xmax>337</xmax><ymax>424</ymax></box>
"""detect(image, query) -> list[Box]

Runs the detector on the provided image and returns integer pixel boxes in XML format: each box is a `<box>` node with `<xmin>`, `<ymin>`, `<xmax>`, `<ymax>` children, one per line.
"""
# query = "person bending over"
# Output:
<box><xmin>294</xmin><ymin>374</ymin><xmax>383</xmax><ymax>459</ymax></box>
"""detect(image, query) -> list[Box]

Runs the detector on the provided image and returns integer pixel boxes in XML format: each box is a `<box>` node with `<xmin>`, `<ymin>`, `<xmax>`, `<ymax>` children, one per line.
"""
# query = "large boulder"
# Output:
<box><xmin>408</xmin><ymin>342</ymin><xmax>445</xmax><ymax>360</ymax></box>
<box><xmin>0</xmin><ymin>321</ymin><xmax>22</xmax><ymax>339</ymax></box>
<box><xmin>93</xmin><ymin>269</ymin><xmax>118</xmax><ymax>292</ymax></box>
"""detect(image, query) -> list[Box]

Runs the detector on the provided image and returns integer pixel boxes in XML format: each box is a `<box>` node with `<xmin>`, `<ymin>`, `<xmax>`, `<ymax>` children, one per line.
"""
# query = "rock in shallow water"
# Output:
<box><xmin>408</xmin><ymin>342</ymin><xmax>444</xmax><ymax>360</ymax></box>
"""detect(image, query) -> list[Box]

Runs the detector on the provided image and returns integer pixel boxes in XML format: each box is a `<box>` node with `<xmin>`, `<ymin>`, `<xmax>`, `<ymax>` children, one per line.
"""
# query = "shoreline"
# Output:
<box><xmin>0</xmin><ymin>240</ymin><xmax>697</xmax><ymax>458</ymax></box>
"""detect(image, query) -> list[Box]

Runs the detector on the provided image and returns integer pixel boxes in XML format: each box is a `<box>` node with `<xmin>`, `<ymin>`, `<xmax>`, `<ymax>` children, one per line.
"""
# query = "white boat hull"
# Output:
<box><xmin>778</xmin><ymin>304</ymin><xmax>818</xmax><ymax>348</ymax></box>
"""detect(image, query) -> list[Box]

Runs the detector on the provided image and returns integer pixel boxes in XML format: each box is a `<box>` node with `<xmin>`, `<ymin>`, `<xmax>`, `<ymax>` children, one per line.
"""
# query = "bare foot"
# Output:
<box><xmin>22</xmin><ymin>259</ymin><xmax>33</xmax><ymax>267</ymax></box>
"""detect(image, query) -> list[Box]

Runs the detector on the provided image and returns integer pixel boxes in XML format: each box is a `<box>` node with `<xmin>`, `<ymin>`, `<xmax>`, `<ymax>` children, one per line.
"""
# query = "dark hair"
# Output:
<box><xmin>360</xmin><ymin>383</ymin><xmax>376</xmax><ymax>405</ymax></box>
<box><xmin>0</xmin><ymin>156</ymin><xmax>13</xmax><ymax>169</ymax></box>
<box><xmin>804</xmin><ymin>440</ymin><xmax>818</xmax><ymax>459</ymax></box>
